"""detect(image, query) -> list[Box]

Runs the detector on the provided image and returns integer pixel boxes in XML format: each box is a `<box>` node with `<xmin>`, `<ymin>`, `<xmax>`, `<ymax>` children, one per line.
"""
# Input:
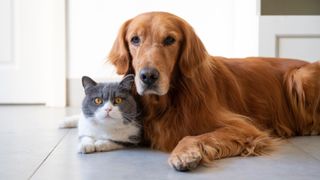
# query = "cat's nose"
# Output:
<box><xmin>105</xmin><ymin>107</ymin><xmax>112</xmax><ymax>113</ymax></box>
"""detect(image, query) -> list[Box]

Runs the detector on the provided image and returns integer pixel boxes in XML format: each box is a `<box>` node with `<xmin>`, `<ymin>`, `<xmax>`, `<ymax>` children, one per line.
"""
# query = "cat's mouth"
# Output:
<box><xmin>95</xmin><ymin>106</ymin><xmax>123</xmax><ymax>121</ymax></box>
<box><xmin>105</xmin><ymin>114</ymin><xmax>114</xmax><ymax>119</ymax></box>
<box><xmin>105</xmin><ymin>114</ymin><xmax>111</xmax><ymax>118</ymax></box>
<box><xmin>104</xmin><ymin>113</ymin><xmax>121</xmax><ymax>120</ymax></box>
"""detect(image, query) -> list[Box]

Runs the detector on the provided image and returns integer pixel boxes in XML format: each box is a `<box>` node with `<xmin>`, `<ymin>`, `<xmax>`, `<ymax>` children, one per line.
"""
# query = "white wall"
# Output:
<box><xmin>68</xmin><ymin>0</ymin><xmax>258</xmax><ymax>79</ymax></box>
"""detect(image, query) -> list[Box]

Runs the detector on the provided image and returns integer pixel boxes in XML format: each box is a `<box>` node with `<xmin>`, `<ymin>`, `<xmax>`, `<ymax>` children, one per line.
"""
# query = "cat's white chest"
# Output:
<box><xmin>78</xmin><ymin>112</ymin><xmax>139</xmax><ymax>142</ymax></box>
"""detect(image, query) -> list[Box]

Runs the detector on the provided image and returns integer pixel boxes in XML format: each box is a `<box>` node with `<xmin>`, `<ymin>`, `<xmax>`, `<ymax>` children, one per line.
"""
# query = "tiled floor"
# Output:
<box><xmin>0</xmin><ymin>106</ymin><xmax>320</xmax><ymax>180</ymax></box>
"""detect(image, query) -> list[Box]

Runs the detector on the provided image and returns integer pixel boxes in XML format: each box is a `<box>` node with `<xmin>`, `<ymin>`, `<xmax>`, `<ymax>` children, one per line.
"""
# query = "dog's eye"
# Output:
<box><xmin>163</xmin><ymin>36</ymin><xmax>175</xmax><ymax>46</ymax></box>
<box><xmin>131</xmin><ymin>36</ymin><xmax>140</xmax><ymax>46</ymax></box>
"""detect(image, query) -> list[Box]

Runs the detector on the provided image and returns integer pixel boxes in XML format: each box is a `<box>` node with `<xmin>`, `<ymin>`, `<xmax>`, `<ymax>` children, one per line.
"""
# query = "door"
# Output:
<box><xmin>0</xmin><ymin>0</ymin><xmax>66</xmax><ymax>106</ymax></box>
<box><xmin>259</xmin><ymin>0</ymin><xmax>320</xmax><ymax>62</ymax></box>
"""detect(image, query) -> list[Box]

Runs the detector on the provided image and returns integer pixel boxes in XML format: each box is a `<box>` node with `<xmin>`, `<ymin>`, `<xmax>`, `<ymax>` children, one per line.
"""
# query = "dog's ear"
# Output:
<box><xmin>179</xmin><ymin>21</ymin><xmax>208</xmax><ymax>78</ymax></box>
<box><xmin>108</xmin><ymin>19</ymin><xmax>132</xmax><ymax>75</ymax></box>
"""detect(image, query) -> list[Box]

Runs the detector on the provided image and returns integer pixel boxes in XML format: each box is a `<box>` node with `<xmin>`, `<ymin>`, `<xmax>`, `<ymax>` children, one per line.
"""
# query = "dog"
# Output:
<box><xmin>108</xmin><ymin>12</ymin><xmax>320</xmax><ymax>171</ymax></box>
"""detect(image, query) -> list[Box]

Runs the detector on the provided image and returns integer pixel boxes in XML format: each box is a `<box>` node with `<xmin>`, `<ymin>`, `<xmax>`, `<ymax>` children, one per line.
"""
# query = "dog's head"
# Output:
<box><xmin>109</xmin><ymin>12</ymin><xmax>207</xmax><ymax>96</ymax></box>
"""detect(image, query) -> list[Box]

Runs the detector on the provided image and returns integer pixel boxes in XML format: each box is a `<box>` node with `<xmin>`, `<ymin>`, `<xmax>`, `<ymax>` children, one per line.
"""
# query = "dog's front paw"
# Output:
<box><xmin>78</xmin><ymin>142</ymin><xmax>95</xmax><ymax>154</ymax></box>
<box><xmin>168</xmin><ymin>136</ymin><xmax>202</xmax><ymax>171</ymax></box>
<box><xmin>169</xmin><ymin>149</ymin><xmax>202</xmax><ymax>171</ymax></box>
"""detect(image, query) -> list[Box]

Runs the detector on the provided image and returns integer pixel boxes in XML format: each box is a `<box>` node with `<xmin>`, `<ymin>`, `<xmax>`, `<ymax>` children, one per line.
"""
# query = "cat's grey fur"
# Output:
<box><xmin>60</xmin><ymin>75</ymin><xmax>142</xmax><ymax>153</ymax></box>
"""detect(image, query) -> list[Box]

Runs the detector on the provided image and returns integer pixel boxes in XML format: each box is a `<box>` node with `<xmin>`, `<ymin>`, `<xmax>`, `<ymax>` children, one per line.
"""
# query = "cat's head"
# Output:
<box><xmin>81</xmin><ymin>75</ymin><xmax>137</xmax><ymax>123</ymax></box>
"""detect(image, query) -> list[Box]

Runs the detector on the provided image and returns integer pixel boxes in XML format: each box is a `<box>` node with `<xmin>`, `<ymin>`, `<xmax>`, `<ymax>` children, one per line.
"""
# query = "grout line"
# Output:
<box><xmin>288</xmin><ymin>139</ymin><xmax>320</xmax><ymax>162</ymax></box>
<box><xmin>27</xmin><ymin>130</ymin><xmax>71</xmax><ymax>180</ymax></box>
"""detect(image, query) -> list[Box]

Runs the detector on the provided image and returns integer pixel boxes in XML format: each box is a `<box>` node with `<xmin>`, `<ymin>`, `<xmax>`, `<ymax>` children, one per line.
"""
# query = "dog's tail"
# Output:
<box><xmin>284</xmin><ymin>61</ymin><xmax>320</xmax><ymax>135</ymax></box>
<box><xmin>59</xmin><ymin>114</ymin><xmax>80</xmax><ymax>128</ymax></box>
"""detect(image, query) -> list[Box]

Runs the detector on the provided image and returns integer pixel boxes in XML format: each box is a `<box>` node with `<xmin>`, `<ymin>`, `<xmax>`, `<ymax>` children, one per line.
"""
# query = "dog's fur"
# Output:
<box><xmin>108</xmin><ymin>12</ymin><xmax>320</xmax><ymax>171</ymax></box>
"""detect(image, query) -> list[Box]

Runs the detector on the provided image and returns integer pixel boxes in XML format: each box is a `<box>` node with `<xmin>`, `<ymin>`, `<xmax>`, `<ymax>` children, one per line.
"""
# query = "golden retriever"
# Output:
<box><xmin>108</xmin><ymin>12</ymin><xmax>320</xmax><ymax>171</ymax></box>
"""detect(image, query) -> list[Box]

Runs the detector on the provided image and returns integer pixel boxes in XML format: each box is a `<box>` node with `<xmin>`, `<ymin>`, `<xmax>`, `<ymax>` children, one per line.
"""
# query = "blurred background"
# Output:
<box><xmin>0</xmin><ymin>0</ymin><xmax>319</xmax><ymax>107</ymax></box>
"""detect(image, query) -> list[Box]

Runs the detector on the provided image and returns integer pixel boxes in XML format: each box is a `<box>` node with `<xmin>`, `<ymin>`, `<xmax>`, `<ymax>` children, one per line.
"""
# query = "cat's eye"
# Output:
<box><xmin>94</xmin><ymin>97</ymin><xmax>103</xmax><ymax>105</ymax></box>
<box><xmin>114</xmin><ymin>97</ymin><xmax>123</xmax><ymax>104</ymax></box>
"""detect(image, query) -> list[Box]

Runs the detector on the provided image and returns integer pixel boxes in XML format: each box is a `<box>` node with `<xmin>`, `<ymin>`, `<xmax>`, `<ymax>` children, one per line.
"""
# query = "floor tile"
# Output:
<box><xmin>32</xmin><ymin>130</ymin><xmax>320</xmax><ymax>180</ymax></box>
<box><xmin>1</xmin><ymin>106</ymin><xmax>319</xmax><ymax>180</ymax></box>
<box><xmin>0</xmin><ymin>106</ymin><xmax>73</xmax><ymax>179</ymax></box>
<box><xmin>31</xmin><ymin>129</ymin><xmax>172</xmax><ymax>180</ymax></box>
<box><xmin>289</xmin><ymin>136</ymin><xmax>320</xmax><ymax>160</ymax></box>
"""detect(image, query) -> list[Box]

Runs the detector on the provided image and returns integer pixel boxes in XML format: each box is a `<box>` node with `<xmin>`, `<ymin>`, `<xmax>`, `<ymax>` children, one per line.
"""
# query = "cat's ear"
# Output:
<box><xmin>82</xmin><ymin>76</ymin><xmax>97</xmax><ymax>90</ymax></box>
<box><xmin>119</xmin><ymin>74</ymin><xmax>134</xmax><ymax>91</ymax></box>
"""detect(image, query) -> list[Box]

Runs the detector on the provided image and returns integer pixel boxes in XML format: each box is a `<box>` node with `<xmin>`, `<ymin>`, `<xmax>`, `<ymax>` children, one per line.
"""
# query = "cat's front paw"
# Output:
<box><xmin>78</xmin><ymin>142</ymin><xmax>96</xmax><ymax>154</ymax></box>
<box><xmin>95</xmin><ymin>140</ymin><xmax>123</xmax><ymax>152</ymax></box>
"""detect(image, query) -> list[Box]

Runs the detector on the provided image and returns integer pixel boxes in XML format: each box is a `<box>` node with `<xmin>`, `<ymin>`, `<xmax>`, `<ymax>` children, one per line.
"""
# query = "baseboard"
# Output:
<box><xmin>67</xmin><ymin>78</ymin><xmax>83</xmax><ymax>107</ymax></box>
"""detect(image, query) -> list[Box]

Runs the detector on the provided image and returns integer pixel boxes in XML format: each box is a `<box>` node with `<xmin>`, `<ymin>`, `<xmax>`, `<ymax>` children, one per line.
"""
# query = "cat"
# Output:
<box><xmin>59</xmin><ymin>75</ymin><xmax>142</xmax><ymax>153</ymax></box>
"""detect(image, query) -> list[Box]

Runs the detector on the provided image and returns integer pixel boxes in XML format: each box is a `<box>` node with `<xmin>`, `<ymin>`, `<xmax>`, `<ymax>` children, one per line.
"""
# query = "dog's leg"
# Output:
<box><xmin>168</xmin><ymin>114</ymin><xmax>277</xmax><ymax>171</ymax></box>
<box><xmin>285</xmin><ymin>61</ymin><xmax>320</xmax><ymax>135</ymax></box>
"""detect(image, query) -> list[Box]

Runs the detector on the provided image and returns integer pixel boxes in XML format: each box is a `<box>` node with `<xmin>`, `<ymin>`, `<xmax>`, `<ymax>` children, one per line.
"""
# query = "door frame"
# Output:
<box><xmin>43</xmin><ymin>0</ymin><xmax>67</xmax><ymax>107</ymax></box>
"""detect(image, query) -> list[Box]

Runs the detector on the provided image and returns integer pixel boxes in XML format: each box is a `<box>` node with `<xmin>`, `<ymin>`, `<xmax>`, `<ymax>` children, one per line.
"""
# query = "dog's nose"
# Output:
<box><xmin>139</xmin><ymin>68</ymin><xmax>159</xmax><ymax>86</ymax></box>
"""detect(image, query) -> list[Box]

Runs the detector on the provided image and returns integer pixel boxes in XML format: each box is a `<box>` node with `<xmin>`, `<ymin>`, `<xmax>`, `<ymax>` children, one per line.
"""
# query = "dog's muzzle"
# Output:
<box><xmin>136</xmin><ymin>67</ymin><xmax>161</xmax><ymax>95</ymax></box>
<box><xmin>139</xmin><ymin>67</ymin><xmax>159</xmax><ymax>86</ymax></box>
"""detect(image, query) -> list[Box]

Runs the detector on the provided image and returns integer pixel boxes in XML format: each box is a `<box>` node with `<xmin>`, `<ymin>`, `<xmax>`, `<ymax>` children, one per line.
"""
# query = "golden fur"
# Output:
<box><xmin>108</xmin><ymin>12</ymin><xmax>320</xmax><ymax>171</ymax></box>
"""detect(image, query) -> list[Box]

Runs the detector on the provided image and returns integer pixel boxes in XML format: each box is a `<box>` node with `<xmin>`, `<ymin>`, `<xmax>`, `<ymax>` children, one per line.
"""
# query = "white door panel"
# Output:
<box><xmin>259</xmin><ymin>16</ymin><xmax>320</xmax><ymax>62</ymax></box>
<box><xmin>0</xmin><ymin>0</ymin><xmax>66</xmax><ymax>106</ymax></box>
<box><xmin>0</xmin><ymin>0</ymin><xmax>46</xmax><ymax>104</ymax></box>
<box><xmin>277</xmin><ymin>36</ymin><xmax>320</xmax><ymax>61</ymax></box>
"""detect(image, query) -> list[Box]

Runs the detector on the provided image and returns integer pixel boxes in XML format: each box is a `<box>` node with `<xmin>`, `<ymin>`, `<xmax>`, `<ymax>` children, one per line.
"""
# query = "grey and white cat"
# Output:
<box><xmin>60</xmin><ymin>75</ymin><xmax>142</xmax><ymax>153</ymax></box>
